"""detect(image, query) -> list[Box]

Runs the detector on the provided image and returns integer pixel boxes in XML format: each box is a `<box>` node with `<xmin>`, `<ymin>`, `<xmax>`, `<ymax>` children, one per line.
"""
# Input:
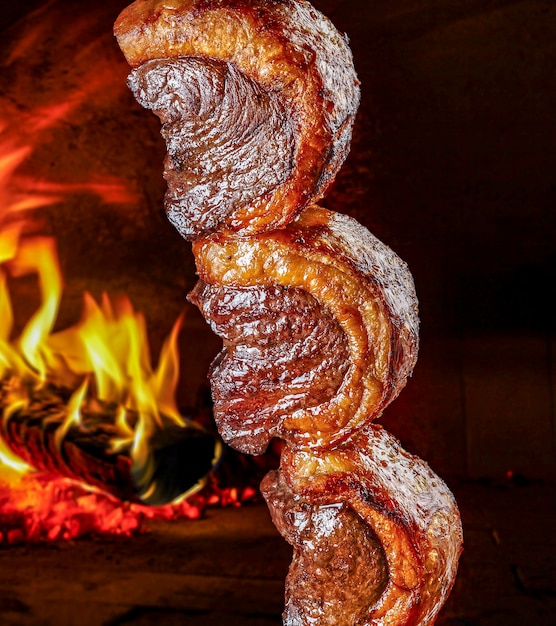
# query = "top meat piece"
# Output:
<box><xmin>115</xmin><ymin>0</ymin><xmax>360</xmax><ymax>239</ymax></box>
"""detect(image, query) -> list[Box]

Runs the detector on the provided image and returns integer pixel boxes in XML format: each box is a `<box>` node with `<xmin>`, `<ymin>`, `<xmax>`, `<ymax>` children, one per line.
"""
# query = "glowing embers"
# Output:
<box><xmin>0</xmin><ymin>130</ymin><xmax>226</xmax><ymax>541</ymax></box>
<box><xmin>0</xmin><ymin>470</ymin><xmax>257</xmax><ymax>545</ymax></box>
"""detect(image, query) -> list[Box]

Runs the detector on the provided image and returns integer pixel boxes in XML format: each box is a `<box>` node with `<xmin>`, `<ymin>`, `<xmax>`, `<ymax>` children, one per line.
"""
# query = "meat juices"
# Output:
<box><xmin>115</xmin><ymin>1</ymin><xmax>463</xmax><ymax>624</ymax></box>
<box><xmin>115</xmin><ymin>0</ymin><xmax>360</xmax><ymax>236</ymax></box>
<box><xmin>129</xmin><ymin>58</ymin><xmax>295</xmax><ymax>239</ymax></box>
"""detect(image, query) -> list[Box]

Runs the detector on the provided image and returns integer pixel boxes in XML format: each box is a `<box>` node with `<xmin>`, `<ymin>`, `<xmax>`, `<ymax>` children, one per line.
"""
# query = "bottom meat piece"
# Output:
<box><xmin>261</xmin><ymin>425</ymin><xmax>463</xmax><ymax>626</ymax></box>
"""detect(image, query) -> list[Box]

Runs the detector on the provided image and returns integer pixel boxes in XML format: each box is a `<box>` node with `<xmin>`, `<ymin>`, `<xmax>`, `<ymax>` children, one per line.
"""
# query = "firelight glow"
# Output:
<box><xmin>0</xmin><ymin>130</ymin><xmax>187</xmax><ymax>488</ymax></box>
<box><xmin>0</xmin><ymin>10</ymin><xmax>257</xmax><ymax>538</ymax></box>
<box><xmin>0</xmin><ymin>123</ymin><xmax>227</xmax><ymax>543</ymax></box>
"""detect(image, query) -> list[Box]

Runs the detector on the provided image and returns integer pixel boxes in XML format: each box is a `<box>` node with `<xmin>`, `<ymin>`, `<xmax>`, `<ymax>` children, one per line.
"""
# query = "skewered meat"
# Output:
<box><xmin>114</xmin><ymin>0</ymin><xmax>360</xmax><ymax>239</ymax></box>
<box><xmin>190</xmin><ymin>205</ymin><xmax>419</xmax><ymax>453</ymax></box>
<box><xmin>115</xmin><ymin>0</ymin><xmax>462</xmax><ymax>623</ymax></box>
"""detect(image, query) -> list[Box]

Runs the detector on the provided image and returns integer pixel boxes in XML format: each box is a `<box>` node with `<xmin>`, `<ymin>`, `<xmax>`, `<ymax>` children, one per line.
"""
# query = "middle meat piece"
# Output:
<box><xmin>189</xmin><ymin>205</ymin><xmax>420</xmax><ymax>454</ymax></box>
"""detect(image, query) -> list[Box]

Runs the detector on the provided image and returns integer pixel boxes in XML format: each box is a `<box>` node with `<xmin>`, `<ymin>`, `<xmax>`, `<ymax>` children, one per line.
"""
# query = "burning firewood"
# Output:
<box><xmin>0</xmin><ymin>379</ymin><xmax>219</xmax><ymax>506</ymax></box>
<box><xmin>115</xmin><ymin>0</ymin><xmax>463</xmax><ymax>623</ymax></box>
<box><xmin>0</xmin><ymin>219</ymin><xmax>220</xmax><ymax>508</ymax></box>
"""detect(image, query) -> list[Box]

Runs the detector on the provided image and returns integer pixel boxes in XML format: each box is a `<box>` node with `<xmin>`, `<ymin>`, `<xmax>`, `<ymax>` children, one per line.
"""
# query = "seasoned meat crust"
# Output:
<box><xmin>189</xmin><ymin>282</ymin><xmax>350</xmax><ymax>454</ymax></box>
<box><xmin>192</xmin><ymin>205</ymin><xmax>419</xmax><ymax>451</ymax></box>
<box><xmin>128</xmin><ymin>57</ymin><xmax>295</xmax><ymax>239</ymax></box>
<box><xmin>262</xmin><ymin>425</ymin><xmax>463</xmax><ymax>626</ymax></box>
<box><xmin>115</xmin><ymin>0</ymin><xmax>360</xmax><ymax>238</ymax></box>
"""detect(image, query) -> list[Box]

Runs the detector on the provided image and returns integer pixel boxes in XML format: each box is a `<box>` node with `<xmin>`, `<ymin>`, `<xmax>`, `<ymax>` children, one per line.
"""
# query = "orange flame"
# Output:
<box><xmin>0</xmin><ymin>244</ymin><xmax>186</xmax><ymax>492</ymax></box>
<box><xmin>0</xmin><ymin>125</ymin><xmax>187</xmax><ymax>499</ymax></box>
<box><xmin>0</xmin><ymin>13</ymin><xmax>256</xmax><ymax>538</ymax></box>
<box><xmin>0</xmin><ymin>126</ymin><xmax>241</xmax><ymax>542</ymax></box>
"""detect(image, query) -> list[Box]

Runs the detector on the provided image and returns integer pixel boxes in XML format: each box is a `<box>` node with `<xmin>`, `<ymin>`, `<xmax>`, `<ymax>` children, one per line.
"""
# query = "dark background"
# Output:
<box><xmin>0</xmin><ymin>1</ymin><xmax>555</xmax><ymax>624</ymax></box>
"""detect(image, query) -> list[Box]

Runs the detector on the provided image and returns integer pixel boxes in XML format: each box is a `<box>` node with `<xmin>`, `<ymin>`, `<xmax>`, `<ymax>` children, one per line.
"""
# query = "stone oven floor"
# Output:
<box><xmin>1</xmin><ymin>481</ymin><xmax>555</xmax><ymax>626</ymax></box>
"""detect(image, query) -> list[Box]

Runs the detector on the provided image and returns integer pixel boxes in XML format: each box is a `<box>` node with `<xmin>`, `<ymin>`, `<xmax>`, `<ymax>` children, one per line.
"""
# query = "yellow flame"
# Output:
<box><xmin>0</xmin><ymin>128</ymin><xmax>185</xmax><ymax>486</ymax></box>
<box><xmin>0</xmin><ymin>436</ymin><xmax>31</xmax><ymax>479</ymax></box>
<box><xmin>110</xmin><ymin>405</ymin><xmax>135</xmax><ymax>453</ymax></box>
<box><xmin>0</xmin><ymin>276</ymin><xmax>186</xmax><ymax>474</ymax></box>
<box><xmin>152</xmin><ymin>315</ymin><xmax>183</xmax><ymax>424</ymax></box>
<box><xmin>54</xmin><ymin>377</ymin><xmax>89</xmax><ymax>452</ymax></box>
<box><xmin>12</xmin><ymin>237</ymin><xmax>62</xmax><ymax>380</ymax></box>
<box><xmin>0</xmin><ymin>272</ymin><xmax>13</xmax><ymax>346</ymax></box>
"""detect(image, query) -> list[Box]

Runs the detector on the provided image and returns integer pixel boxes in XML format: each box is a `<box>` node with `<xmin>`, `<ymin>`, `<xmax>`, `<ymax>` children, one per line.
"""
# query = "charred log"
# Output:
<box><xmin>0</xmin><ymin>380</ymin><xmax>219</xmax><ymax>506</ymax></box>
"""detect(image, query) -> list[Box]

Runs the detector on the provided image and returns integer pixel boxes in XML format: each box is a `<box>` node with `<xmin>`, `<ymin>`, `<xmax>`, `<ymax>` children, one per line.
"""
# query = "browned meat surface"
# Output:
<box><xmin>189</xmin><ymin>282</ymin><xmax>349</xmax><ymax>454</ymax></box>
<box><xmin>263</xmin><ymin>471</ymin><xmax>389</xmax><ymax>626</ymax></box>
<box><xmin>128</xmin><ymin>57</ymin><xmax>295</xmax><ymax>240</ymax></box>
<box><xmin>192</xmin><ymin>205</ymin><xmax>419</xmax><ymax>451</ymax></box>
<box><xmin>115</xmin><ymin>0</ymin><xmax>360</xmax><ymax>239</ymax></box>
<box><xmin>262</xmin><ymin>426</ymin><xmax>463</xmax><ymax>626</ymax></box>
<box><xmin>283</xmin><ymin>505</ymin><xmax>388</xmax><ymax>626</ymax></box>
<box><xmin>116</xmin><ymin>2</ymin><xmax>462</xmax><ymax>623</ymax></box>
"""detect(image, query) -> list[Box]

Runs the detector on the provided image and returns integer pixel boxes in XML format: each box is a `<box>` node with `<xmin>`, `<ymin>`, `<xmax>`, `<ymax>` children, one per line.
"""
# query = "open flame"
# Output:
<box><xmin>0</xmin><ymin>4</ymin><xmax>263</xmax><ymax>542</ymax></box>
<box><xmin>0</xmin><ymin>123</ymin><xmax>256</xmax><ymax>544</ymax></box>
